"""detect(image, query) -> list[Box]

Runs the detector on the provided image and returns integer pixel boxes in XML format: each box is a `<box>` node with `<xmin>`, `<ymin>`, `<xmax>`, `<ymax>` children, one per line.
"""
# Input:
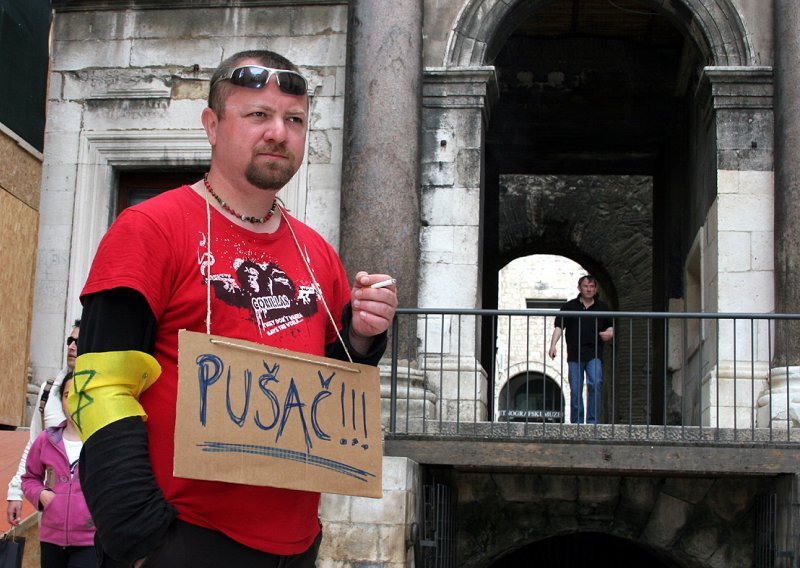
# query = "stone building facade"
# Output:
<box><xmin>22</xmin><ymin>0</ymin><xmax>800</xmax><ymax>565</ymax></box>
<box><xmin>0</xmin><ymin>0</ymin><xmax>50</xmax><ymax>426</ymax></box>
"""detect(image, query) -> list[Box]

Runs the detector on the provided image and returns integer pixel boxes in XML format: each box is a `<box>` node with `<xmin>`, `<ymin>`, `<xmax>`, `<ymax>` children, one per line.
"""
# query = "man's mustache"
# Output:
<box><xmin>253</xmin><ymin>144</ymin><xmax>291</xmax><ymax>160</ymax></box>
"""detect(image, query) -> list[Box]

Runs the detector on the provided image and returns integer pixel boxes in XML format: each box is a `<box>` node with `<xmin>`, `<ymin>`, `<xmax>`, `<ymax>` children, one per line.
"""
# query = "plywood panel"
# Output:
<box><xmin>0</xmin><ymin>130</ymin><xmax>42</xmax><ymax>210</ymax></box>
<box><xmin>0</xmin><ymin>190</ymin><xmax>38</xmax><ymax>426</ymax></box>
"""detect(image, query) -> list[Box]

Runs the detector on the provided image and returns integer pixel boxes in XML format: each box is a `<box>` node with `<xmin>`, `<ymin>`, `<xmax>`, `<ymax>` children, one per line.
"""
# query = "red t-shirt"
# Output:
<box><xmin>81</xmin><ymin>185</ymin><xmax>351</xmax><ymax>554</ymax></box>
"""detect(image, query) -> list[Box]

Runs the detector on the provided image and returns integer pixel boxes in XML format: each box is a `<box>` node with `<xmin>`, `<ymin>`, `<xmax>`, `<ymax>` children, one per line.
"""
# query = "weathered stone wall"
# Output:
<box><xmin>415</xmin><ymin>68</ymin><xmax>496</xmax><ymax>422</ymax></box>
<box><xmin>319</xmin><ymin>457</ymin><xmax>420</xmax><ymax>568</ymax></box>
<box><xmin>33</xmin><ymin>3</ymin><xmax>349</xmax><ymax>389</ymax></box>
<box><xmin>36</xmin><ymin>6</ymin><xmax>424</xmax><ymax>567</ymax></box>
<box><xmin>32</xmin><ymin>0</ymin><xmax>789</xmax><ymax>565</ymax></box>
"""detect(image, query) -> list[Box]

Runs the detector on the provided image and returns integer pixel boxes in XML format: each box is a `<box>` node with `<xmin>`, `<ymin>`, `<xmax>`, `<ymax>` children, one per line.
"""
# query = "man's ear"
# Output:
<box><xmin>201</xmin><ymin>107</ymin><xmax>218</xmax><ymax>146</ymax></box>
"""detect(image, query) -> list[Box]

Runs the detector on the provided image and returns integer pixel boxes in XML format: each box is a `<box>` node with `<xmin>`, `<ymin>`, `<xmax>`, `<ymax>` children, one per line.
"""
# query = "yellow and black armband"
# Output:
<box><xmin>67</xmin><ymin>351</ymin><xmax>161</xmax><ymax>442</ymax></box>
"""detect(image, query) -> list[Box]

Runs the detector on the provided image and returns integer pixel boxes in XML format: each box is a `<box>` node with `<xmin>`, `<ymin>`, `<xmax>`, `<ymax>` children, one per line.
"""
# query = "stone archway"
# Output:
<box><xmin>498</xmin><ymin>174</ymin><xmax>654</xmax><ymax>313</ymax></box>
<box><xmin>452</xmin><ymin>471</ymin><xmax>773</xmax><ymax>568</ymax></box>
<box><xmin>422</xmin><ymin>0</ymin><xmax>772</xmax><ymax>429</ymax></box>
<box><xmin>499</xmin><ymin>174</ymin><xmax>653</xmax><ymax>424</ymax></box>
<box><xmin>445</xmin><ymin>0</ymin><xmax>752</xmax><ymax>67</ymax></box>
<box><xmin>487</xmin><ymin>532</ymin><xmax>681</xmax><ymax>567</ymax></box>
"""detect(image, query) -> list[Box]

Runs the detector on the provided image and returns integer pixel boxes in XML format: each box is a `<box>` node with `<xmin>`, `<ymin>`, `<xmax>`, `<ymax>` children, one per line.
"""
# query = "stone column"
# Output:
<box><xmin>693</xmin><ymin>67</ymin><xmax>773</xmax><ymax>428</ymax></box>
<box><xmin>420</xmin><ymin>67</ymin><xmax>497</xmax><ymax>422</ymax></box>
<box><xmin>339</xmin><ymin>0</ymin><xmax>422</xmax><ymax>312</ymax></box>
<box><xmin>773</xmin><ymin>1</ymin><xmax>800</xmax><ymax>367</ymax></box>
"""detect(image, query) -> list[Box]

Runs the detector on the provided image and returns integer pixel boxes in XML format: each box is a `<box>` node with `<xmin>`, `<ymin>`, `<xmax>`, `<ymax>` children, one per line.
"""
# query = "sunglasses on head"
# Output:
<box><xmin>216</xmin><ymin>65</ymin><xmax>308</xmax><ymax>96</ymax></box>
<box><xmin>66</xmin><ymin>336</ymin><xmax>77</xmax><ymax>347</ymax></box>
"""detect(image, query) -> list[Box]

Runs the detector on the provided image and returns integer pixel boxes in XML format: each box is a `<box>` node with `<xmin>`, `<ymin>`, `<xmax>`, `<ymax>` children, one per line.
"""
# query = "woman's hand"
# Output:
<box><xmin>39</xmin><ymin>489</ymin><xmax>55</xmax><ymax>509</ymax></box>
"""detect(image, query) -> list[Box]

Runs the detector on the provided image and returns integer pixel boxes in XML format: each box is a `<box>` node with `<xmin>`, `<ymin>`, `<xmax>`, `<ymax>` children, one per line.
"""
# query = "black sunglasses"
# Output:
<box><xmin>215</xmin><ymin>65</ymin><xmax>308</xmax><ymax>96</ymax></box>
<box><xmin>66</xmin><ymin>336</ymin><xmax>78</xmax><ymax>347</ymax></box>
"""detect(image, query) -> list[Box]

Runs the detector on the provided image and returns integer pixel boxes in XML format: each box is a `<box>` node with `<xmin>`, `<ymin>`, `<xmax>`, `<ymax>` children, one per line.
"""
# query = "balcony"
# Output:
<box><xmin>382</xmin><ymin>308</ymin><xmax>800</xmax><ymax>476</ymax></box>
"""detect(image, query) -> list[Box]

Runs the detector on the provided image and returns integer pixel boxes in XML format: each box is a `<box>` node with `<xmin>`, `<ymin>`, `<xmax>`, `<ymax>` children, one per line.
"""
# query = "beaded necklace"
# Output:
<box><xmin>203</xmin><ymin>173</ymin><xmax>277</xmax><ymax>224</ymax></box>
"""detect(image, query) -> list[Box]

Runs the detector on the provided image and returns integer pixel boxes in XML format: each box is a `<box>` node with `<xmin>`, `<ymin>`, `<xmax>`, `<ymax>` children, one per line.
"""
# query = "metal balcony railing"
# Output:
<box><xmin>384</xmin><ymin>308</ymin><xmax>800</xmax><ymax>445</ymax></box>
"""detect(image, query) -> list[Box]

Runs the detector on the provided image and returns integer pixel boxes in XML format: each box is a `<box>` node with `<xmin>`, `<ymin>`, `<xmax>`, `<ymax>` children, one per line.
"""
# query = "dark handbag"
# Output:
<box><xmin>0</xmin><ymin>530</ymin><xmax>25</xmax><ymax>568</ymax></box>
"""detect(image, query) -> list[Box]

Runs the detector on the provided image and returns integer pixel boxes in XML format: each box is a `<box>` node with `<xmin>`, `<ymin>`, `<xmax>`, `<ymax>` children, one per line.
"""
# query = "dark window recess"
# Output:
<box><xmin>754</xmin><ymin>493</ymin><xmax>778</xmax><ymax>568</ymax></box>
<box><xmin>117</xmin><ymin>170</ymin><xmax>206</xmax><ymax>215</ymax></box>
<box><xmin>0</xmin><ymin>0</ymin><xmax>51</xmax><ymax>151</ymax></box>
<box><xmin>410</xmin><ymin>483</ymin><xmax>457</xmax><ymax>568</ymax></box>
<box><xmin>498</xmin><ymin>372</ymin><xmax>564</xmax><ymax>423</ymax></box>
<box><xmin>526</xmin><ymin>298</ymin><xmax>566</xmax><ymax>310</ymax></box>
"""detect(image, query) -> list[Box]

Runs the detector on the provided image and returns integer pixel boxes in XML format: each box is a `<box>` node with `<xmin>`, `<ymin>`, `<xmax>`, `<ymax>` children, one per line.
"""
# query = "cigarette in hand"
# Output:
<box><xmin>370</xmin><ymin>278</ymin><xmax>397</xmax><ymax>289</ymax></box>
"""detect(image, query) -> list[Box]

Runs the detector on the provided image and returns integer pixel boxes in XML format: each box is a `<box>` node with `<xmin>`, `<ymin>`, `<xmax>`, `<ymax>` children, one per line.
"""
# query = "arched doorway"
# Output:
<box><xmin>487</xmin><ymin>532</ymin><xmax>681</xmax><ymax>567</ymax></box>
<box><xmin>498</xmin><ymin>372</ymin><xmax>565</xmax><ymax>423</ymax></box>
<box><xmin>495</xmin><ymin>254</ymin><xmax>608</xmax><ymax>423</ymax></box>
<box><xmin>433</xmin><ymin>2</ymin><xmax>771</xmax><ymax>564</ymax></box>
<box><xmin>447</xmin><ymin>0</ymin><xmax>754</xmax><ymax>426</ymax></box>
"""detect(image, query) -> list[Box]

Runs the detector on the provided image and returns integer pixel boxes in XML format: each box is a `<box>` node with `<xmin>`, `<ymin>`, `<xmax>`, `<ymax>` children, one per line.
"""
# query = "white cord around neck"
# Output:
<box><xmin>279</xmin><ymin>206</ymin><xmax>353</xmax><ymax>363</ymax></box>
<box><xmin>201</xmin><ymin>195</ymin><xmax>352</xmax><ymax>363</ymax></box>
<box><xmin>204</xmin><ymin>187</ymin><xmax>212</xmax><ymax>335</ymax></box>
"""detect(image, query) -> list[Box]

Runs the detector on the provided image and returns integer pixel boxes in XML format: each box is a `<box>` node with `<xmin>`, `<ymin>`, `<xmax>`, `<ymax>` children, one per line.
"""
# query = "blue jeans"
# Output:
<box><xmin>568</xmin><ymin>359</ymin><xmax>603</xmax><ymax>424</ymax></box>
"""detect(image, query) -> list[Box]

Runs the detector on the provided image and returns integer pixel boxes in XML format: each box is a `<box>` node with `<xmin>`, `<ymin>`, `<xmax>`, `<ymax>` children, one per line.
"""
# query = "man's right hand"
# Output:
<box><xmin>7</xmin><ymin>500</ymin><xmax>22</xmax><ymax>525</ymax></box>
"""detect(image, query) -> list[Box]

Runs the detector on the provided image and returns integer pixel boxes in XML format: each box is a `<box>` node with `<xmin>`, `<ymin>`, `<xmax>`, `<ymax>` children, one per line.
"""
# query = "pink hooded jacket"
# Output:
<box><xmin>21</xmin><ymin>422</ymin><xmax>95</xmax><ymax>547</ymax></box>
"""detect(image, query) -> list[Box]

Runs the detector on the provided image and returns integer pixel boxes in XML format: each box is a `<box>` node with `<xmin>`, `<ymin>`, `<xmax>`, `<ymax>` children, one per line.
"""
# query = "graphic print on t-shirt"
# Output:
<box><xmin>197</xmin><ymin>232</ymin><xmax>319</xmax><ymax>335</ymax></box>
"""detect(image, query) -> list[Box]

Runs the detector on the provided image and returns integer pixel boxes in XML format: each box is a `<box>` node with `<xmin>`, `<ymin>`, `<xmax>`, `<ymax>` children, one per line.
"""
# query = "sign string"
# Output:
<box><xmin>278</xmin><ymin>205</ymin><xmax>354</xmax><ymax>364</ymax></box>
<box><xmin>204</xmin><ymin>188</ymin><xmax>213</xmax><ymax>335</ymax></box>
<box><xmin>201</xmin><ymin>188</ymin><xmax>354</xmax><ymax>363</ymax></box>
<box><xmin>208</xmin><ymin>338</ymin><xmax>361</xmax><ymax>374</ymax></box>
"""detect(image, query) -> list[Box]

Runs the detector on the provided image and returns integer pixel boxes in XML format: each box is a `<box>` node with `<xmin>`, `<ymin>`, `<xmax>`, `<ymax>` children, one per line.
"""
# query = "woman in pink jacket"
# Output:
<box><xmin>22</xmin><ymin>374</ymin><xmax>96</xmax><ymax>568</ymax></box>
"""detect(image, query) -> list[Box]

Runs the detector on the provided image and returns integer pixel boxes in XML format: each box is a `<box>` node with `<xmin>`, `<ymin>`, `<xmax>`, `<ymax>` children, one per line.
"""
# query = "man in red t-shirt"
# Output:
<box><xmin>71</xmin><ymin>50</ymin><xmax>397</xmax><ymax>568</ymax></box>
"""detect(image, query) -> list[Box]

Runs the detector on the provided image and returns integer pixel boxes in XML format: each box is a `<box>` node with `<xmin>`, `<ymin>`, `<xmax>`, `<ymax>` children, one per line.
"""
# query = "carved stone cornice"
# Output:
<box><xmin>700</xmin><ymin>66</ymin><xmax>774</xmax><ymax>111</ymax></box>
<box><xmin>53</xmin><ymin>0</ymin><xmax>343</xmax><ymax>11</ymax></box>
<box><xmin>423</xmin><ymin>66</ymin><xmax>498</xmax><ymax>124</ymax></box>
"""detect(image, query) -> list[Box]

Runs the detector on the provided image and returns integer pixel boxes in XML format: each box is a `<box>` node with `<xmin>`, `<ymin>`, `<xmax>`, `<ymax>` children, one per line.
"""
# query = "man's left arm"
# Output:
<box><xmin>326</xmin><ymin>271</ymin><xmax>397</xmax><ymax>365</ymax></box>
<box><xmin>76</xmin><ymin>288</ymin><xmax>175</xmax><ymax>565</ymax></box>
<box><xmin>326</xmin><ymin>304</ymin><xmax>388</xmax><ymax>366</ymax></box>
<box><xmin>599</xmin><ymin>307</ymin><xmax>614</xmax><ymax>342</ymax></box>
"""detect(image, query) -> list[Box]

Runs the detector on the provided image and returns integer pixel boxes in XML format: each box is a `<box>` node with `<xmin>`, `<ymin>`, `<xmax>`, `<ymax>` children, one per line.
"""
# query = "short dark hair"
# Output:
<box><xmin>73</xmin><ymin>319</ymin><xmax>81</xmax><ymax>328</ymax></box>
<box><xmin>55</xmin><ymin>372</ymin><xmax>73</xmax><ymax>398</ymax></box>
<box><xmin>578</xmin><ymin>274</ymin><xmax>597</xmax><ymax>286</ymax></box>
<box><xmin>208</xmin><ymin>50</ymin><xmax>302</xmax><ymax>116</ymax></box>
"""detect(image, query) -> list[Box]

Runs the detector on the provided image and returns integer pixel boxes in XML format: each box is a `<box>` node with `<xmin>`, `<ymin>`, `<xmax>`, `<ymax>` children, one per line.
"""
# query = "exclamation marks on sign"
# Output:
<box><xmin>340</xmin><ymin>382</ymin><xmax>369</xmax><ymax>450</ymax></box>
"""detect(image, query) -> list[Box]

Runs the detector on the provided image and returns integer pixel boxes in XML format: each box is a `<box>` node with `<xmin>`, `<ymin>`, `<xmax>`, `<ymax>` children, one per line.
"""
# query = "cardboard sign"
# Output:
<box><xmin>174</xmin><ymin>330</ymin><xmax>383</xmax><ymax>498</ymax></box>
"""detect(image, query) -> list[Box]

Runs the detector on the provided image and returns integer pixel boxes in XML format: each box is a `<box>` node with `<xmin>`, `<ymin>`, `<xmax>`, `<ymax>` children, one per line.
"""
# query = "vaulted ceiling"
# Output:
<box><xmin>488</xmin><ymin>0</ymin><xmax>695</xmax><ymax>175</ymax></box>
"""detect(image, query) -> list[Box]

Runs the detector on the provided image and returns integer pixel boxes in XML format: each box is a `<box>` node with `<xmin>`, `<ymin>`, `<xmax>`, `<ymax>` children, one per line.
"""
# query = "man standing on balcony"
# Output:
<box><xmin>548</xmin><ymin>275</ymin><xmax>614</xmax><ymax>424</ymax></box>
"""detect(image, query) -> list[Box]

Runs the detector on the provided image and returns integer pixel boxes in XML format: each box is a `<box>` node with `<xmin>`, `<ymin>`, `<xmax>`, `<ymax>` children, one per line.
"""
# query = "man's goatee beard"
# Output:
<box><xmin>245</xmin><ymin>162</ymin><xmax>295</xmax><ymax>190</ymax></box>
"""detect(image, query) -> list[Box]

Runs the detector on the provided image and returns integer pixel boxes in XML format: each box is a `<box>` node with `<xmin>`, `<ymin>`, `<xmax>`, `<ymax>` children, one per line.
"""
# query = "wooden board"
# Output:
<box><xmin>0</xmin><ymin>189</ymin><xmax>38</xmax><ymax>426</ymax></box>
